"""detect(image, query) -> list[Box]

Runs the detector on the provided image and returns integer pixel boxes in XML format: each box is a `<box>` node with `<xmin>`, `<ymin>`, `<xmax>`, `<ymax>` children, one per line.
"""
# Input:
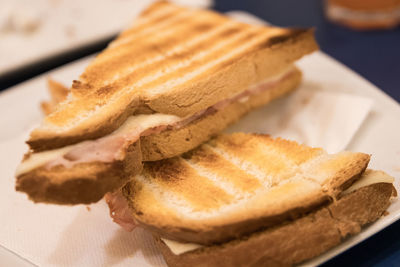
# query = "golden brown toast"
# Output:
<box><xmin>16</xmin><ymin>72</ymin><xmax>300</xmax><ymax>204</ymax></box>
<box><xmin>27</xmin><ymin>1</ymin><xmax>318</xmax><ymax>151</ymax></box>
<box><xmin>156</xmin><ymin>178</ymin><xmax>396</xmax><ymax>267</ymax></box>
<box><xmin>124</xmin><ymin>133</ymin><xmax>371</xmax><ymax>245</ymax></box>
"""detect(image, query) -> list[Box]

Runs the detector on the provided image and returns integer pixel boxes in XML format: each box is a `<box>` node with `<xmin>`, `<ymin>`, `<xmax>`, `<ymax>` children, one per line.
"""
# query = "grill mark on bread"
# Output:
<box><xmin>250</xmin><ymin>135</ymin><xmax>324</xmax><ymax>165</ymax></box>
<box><xmin>206</xmin><ymin>145</ymin><xmax>270</xmax><ymax>187</ymax></box>
<box><xmin>184</xmin><ymin>160</ymin><xmax>245</xmax><ymax>198</ymax></box>
<box><xmin>99</xmin><ymin>22</ymin><xmax>245</xmax><ymax>89</ymax></box>
<box><xmin>111</xmin><ymin>8</ymin><xmax>196</xmax><ymax>49</ymax></box>
<box><xmin>130</xmin><ymin>175</ymin><xmax>189</xmax><ymax>218</ymax></box>
<box><xmin>211</xmin><ymin>135</ymin><xmax>298</xmax><ymax>185</ymax></box>
<box><xmin>86</xmin><ymin>21</ymin><xmax>226</xmax><ymax>87</ymax></box>
<box><xmin>143</xmin><ymin>158</ymin><xmax>233</xmax><ymax>211</ymax></box>
<box><xmin>184</xmin><ymin>146</ymin><xmax>261</xmax><ymax>193</ymax></box>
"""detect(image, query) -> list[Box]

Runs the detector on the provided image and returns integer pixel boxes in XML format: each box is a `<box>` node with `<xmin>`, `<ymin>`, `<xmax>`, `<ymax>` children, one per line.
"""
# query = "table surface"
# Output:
<box><xmin>1</xmin><ymin>0</ymin><xmax>399</xmax><ymax>266</ymax></box>
<box><xmin>214</xmin><ymin>0</ymin><xmax>400</xmax><ymax>266</ymax></box>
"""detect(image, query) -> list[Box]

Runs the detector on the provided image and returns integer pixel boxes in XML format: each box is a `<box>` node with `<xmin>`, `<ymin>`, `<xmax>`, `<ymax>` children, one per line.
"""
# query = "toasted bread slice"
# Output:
<box><xmin>16</xmin><ymin>71</ymin><xmax>300</xmax><ymax>204</ymax></box>
<box><xmin>27</xmin><ymin>1</ymin><xmax>318</xmax><ymax>151</ymax></box>
<box><xmin>124</xmin><ymin>133</ymin><xmax>371</xmax><ymax>245</ymax></box>
<box><xmin>15</xmin><ymin>141</ymin><xmax>142</xmax><ymax>205</ymax></box>
<box><xmin>156</xmin><ymin>178</ymin><xmax>396</xmax><ymax>267</ymax></box>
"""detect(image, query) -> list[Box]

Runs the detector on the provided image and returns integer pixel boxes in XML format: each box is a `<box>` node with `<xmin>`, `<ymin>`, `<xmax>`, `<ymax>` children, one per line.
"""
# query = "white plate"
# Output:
<box><xmin>0</xmin><ymin>12</ymin><xmax>400</xmax><ymax>267</ymax></box>
<box><xmin>0</xmin><ymin>0</ymin><xmax>212</xmax><ymax>76</ymax></box>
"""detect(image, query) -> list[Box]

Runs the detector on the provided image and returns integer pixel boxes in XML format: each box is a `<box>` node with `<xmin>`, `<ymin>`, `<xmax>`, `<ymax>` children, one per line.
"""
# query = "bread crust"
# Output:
<box><xmin>140</xmin><ymin>68</ymin><xmax>302</xmax><ymax>161</ymax></box>
<box><xmin>156</xmin><ymin>183</ymin><xmax>395</xmax><ymax>267</ymax></box>
<box><xmin>15</xmin><ymin>141</ymin><xmax>142</xmax><ymax>204</ymax></box>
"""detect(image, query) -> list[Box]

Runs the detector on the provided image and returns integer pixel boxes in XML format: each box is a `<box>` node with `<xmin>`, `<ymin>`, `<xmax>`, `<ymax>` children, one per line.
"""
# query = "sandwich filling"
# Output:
<box><xmin>16</xmin><ymin>67</ymin><xmax>296</xmax><ymax>176</ymax></box>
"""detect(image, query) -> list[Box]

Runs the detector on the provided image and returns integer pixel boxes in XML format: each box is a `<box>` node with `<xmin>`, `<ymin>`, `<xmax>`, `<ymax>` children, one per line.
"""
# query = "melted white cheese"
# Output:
<box><xmin>15</xmin><ymin>146</ymin><xmax>73</xmax><ymax>176</ymax></box>
<box><xmin>342</xmin><ymin>169</ymin><xmax>394</xmax><ymax>195</ymax></box>
<box><xmin>161</xmin><ymin>238</ymin><xmax>203</xmax><ymax>255</ymax></box>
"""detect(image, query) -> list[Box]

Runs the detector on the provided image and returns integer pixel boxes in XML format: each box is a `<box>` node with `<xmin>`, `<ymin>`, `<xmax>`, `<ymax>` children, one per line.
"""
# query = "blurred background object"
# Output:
<box><xmin>325</xmin><ymin>0</ymin><xmax>400</xmax><ymax>30</ymax></box>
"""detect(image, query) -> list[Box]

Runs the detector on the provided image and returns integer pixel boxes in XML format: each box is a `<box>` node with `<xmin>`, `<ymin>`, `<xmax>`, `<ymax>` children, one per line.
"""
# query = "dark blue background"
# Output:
<box><xmin>214</xmin><ymin>0</ymin><xmax>400</xmax><ymax>266</ymax></box>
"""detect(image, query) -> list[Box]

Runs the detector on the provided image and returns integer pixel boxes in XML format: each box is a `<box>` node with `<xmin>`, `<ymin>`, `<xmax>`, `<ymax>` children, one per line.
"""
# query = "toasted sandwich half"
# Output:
<box><xmin>15</xmin><ymin>1</ymin><xmax>318</xmax><ymax>204</ymax></box>
<box><xmin>107</xmin><ymin>133</ymin><xmax>396</xmax><ymax>266</ymax></box>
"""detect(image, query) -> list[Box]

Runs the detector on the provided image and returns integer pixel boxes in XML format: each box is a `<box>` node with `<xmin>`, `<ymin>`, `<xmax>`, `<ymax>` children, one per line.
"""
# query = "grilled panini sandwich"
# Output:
<box><xmin>109</xmin><ymin>133</ymin><xmax>396</xmax><ymax>266</ymax></box>
<box><xmin>15</xmin><ymin>1</ymin><xmax>318</xmax><ymax>204</ymax></box>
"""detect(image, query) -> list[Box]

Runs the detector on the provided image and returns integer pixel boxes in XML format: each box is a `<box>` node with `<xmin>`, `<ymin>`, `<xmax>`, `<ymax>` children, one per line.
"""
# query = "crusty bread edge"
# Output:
<box><xmin>155</xmin><ymin>182</ymin><xmax>396</xmax><ymax>267</ymax></box>
<box><xmin>15</xmin><ymin>141</ymin><xmax>142</xmax><ymax>205</ymax></box>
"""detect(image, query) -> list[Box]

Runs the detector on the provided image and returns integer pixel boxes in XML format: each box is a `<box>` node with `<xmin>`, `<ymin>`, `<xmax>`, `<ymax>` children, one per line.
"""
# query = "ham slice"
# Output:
<box><xmin>105</xmin><ymin>191</ymin><xmax>137</xmax><ymax>231</ymax></box>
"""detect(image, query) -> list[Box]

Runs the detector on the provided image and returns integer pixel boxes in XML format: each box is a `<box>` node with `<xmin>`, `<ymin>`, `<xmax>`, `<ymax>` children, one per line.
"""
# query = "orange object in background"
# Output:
<box><xmin>325</xmin><ymin>0</ymin><xmax>400</xmax><ymax>30</ymax></box>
